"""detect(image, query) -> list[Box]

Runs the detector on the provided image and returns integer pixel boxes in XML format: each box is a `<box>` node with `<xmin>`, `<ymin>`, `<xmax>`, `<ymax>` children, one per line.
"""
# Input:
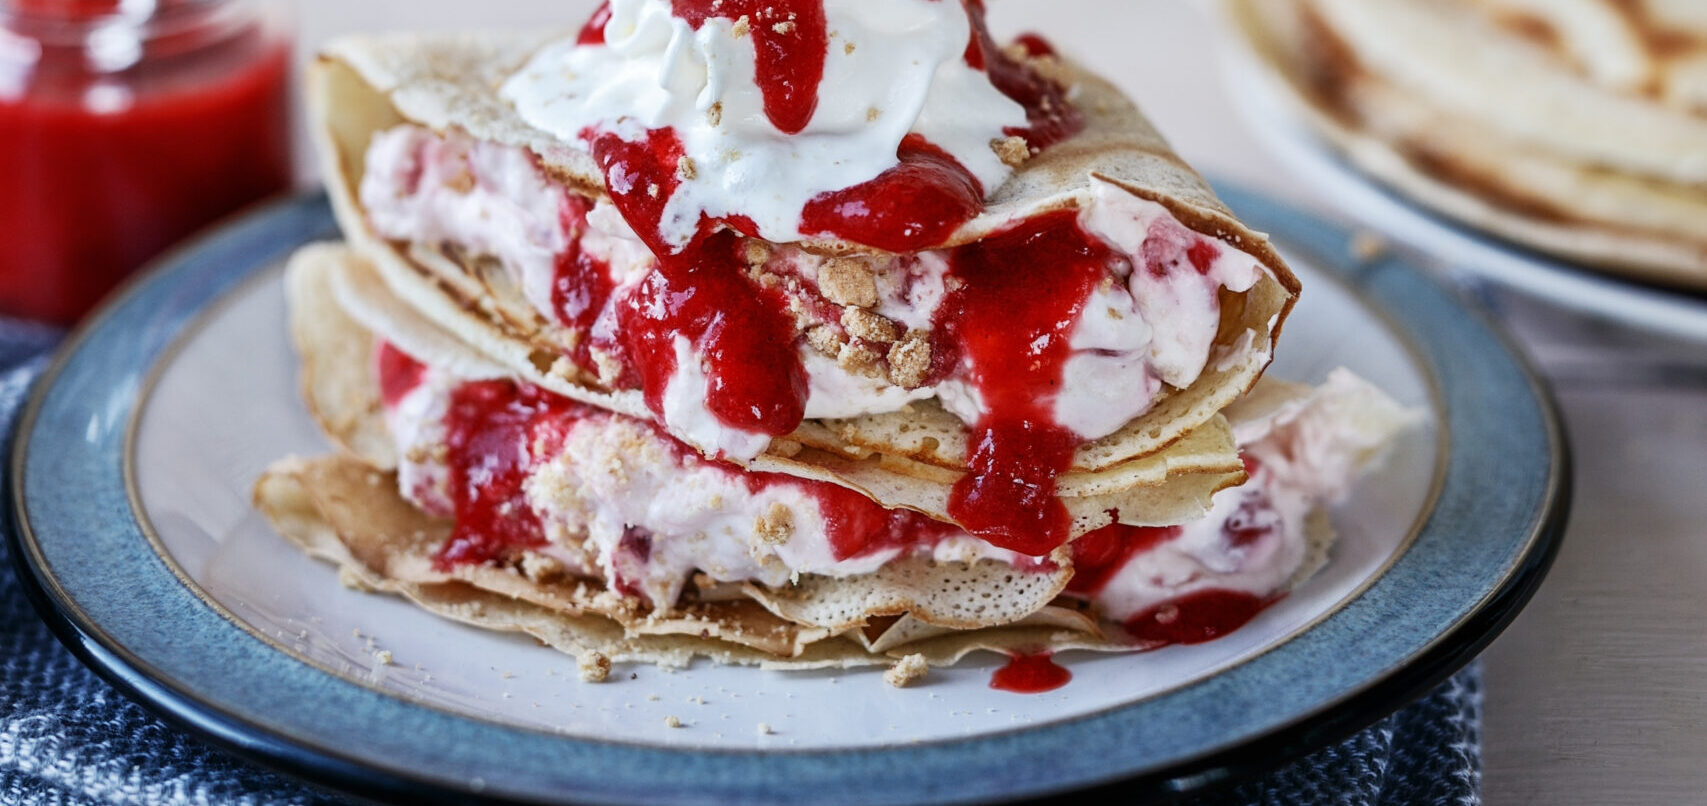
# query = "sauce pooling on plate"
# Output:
<box><xmin>990</xmin><ymin>651</ymin><xmax>1072</xmax><ymax>694</ymax></box>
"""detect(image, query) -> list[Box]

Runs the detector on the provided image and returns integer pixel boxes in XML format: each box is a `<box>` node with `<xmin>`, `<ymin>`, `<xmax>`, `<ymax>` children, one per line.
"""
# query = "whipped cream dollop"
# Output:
<box><xmin>501</xmin><ymin>0</ymin><xmax>1029</xmax><ymax>247</ymax></box>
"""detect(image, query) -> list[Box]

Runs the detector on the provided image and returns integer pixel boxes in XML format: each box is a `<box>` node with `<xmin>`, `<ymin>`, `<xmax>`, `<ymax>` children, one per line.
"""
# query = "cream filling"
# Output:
<box><xmin>362</xmin><ymin>129</ymin><xmax>1269</xmax><ymax>461</ymax></box>
<box><xmin>1090</xmin><ymin>467</ymin><xmax>1309</xmax><ymax>625</ymax></box>
<box><xmin>1089</xmin><ymin>368</ymin><xmax>1418</xmax><ymax>623</ymax></box>
<box><xmin>385</xmin><ymin>362</ymin><xmax>1024</xmax><ymax>608</ymax></box>
<box><xmin>382</xmin><ymin>351</ymin><xmax>1410</xmax><ymax>634</ymax></box>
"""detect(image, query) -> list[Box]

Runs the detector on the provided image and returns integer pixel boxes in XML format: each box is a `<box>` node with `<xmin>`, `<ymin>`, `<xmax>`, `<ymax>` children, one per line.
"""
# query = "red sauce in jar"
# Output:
<box><xmin>0</xmin><ymin>0</ymin><xmax>293</xmax><ymax>322</ymax></box>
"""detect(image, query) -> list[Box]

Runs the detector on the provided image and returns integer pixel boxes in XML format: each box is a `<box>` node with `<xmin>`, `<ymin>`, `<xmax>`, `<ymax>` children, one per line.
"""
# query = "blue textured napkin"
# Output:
<box><xmin>0</xmin><ymin>327</ymin><xmax>1481</xmax><ymax>805</ymax></box>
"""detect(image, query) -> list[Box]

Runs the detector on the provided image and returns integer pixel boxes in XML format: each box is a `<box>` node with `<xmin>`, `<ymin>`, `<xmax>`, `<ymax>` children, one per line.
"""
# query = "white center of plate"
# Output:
<box><xmin>129</xmin><ymin>252</ymin><xmax>1437</xmax><ymax>751</ymax></box>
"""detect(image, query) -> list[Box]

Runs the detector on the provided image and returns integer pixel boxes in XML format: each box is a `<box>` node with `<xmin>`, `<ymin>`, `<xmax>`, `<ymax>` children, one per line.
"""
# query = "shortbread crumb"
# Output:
<box><xmin>991</xmin><ymin>135</ymin><xmax>1030</xmax><ymax>168</ymax></box>
<box><xmin>578</xmin><ymin>652</ymin><xmax>612</xmax><ymax>683</ymax></box>
<box><xmin>886</xmin><ymin>331</ymin><xmax>932</xmax><ymax>388</ymax></box>
<box><xmin>818</xmin><ymin>257</ymin><xmax>878</xmax><ymax>307</ymax></box>
<box><xmin>755</xmin><ymin>502</ymin><xmax>795</xmax><ymax>545</ymax></box>
<box><xmin>885</xmin><ymin>654</ymin><xmax>929</xmax><ymax>688</ymax></box>
<box><xmin>841</xmin><ymin>307</ymin><xmax>900</xmax><ymax>343</ymax></box>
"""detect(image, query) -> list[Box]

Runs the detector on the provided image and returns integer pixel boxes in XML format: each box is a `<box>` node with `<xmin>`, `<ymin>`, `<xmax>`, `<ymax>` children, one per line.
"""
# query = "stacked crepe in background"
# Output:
<box><xmin>1227</xmin><ymin>0</ymin><xmax>1707</xmax><ymax>290</ymax></box>
<box><xmin>257</xmin><ymin>4</ymin><xmax>1412</xmax><ymax>675</ymax></box>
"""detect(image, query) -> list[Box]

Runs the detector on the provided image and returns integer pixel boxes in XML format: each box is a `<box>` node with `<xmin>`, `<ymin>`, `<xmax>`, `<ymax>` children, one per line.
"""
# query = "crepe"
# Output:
<box><xmin>304</xmin><ymin>32</ymin><xmax>1299</xmax><ymax>537</ymax></box>
<box><xmin>262</xmin><ymin>244</ymin><xmax>1192</xmax><ymax>668</ymax></box>
<box><xmin>260</xmin><ymin>245</ymin><xmax>1361</xmax><ymax>671</ymax></box>
<box><xmin>1226</xmin><ymin>0</ymin><xmax>1707</xmax><ymax>288</ymax></box>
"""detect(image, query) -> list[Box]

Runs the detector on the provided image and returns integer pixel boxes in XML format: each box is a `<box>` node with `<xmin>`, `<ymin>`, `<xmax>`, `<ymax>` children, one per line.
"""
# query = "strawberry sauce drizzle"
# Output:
<box><xmin>781</xmin><ymin>478</ymin><xmax>962</xmax><ymax>561</ymax></box>
<box><xmin>1066</xmin><ymin>523</ymin><xmax>1183</xmax><ymax>597</ymax></box>
<box><xmin>431</xmin><ymin>380</ymin><xmax>585</xmax><ymax>569</ymax></box>
<box><xmin>990</xmin><ymin>651</ymin><xmax>1072</xmax><ymax>693</ymax></box>
<box><xmin>671</xmin><ymin>0</ymin><xmax>827</xmax><ymax>134</ymax></box>
<box><xmin>1124</xmin><ymin>590</ymin><xmax>1280</xmax><ymax>647</ymax></box>
<box><xmin>1011</xmin><ymin>33</ymin><xmax>1057</xmax><ymax>59</ymax></box>
<box><xmin>376</xmin><ymin>342</ymin><xmax>427</xmax><ymax>407</ymax></box>
<box><xmin>549</xmin><ymin>196</ymin><xmax>619</xmax><ymax>376</ymax></box>
<box><xmin>934</xmin><ymin>210</ymin><xmax>1114</xmax><ymax>556</ymax></box>
<box><xmin>382</xmin><ymin>343</ymin><xmax>970</xmax><ymax>570</ymax></box>
<box><xmin>585</xmin><ymin>128</ymin><xmax>808</xmax><ymax>439</ymax></box>
<box><xmin>380</xmin><ymin>340</ymin><xmax>1057</xmax><ymax>581</ymax></box>
<box><xmin>963</xmin><ymin>1</ymin><xmax>1081</xmax><ymax>151</ymax></box>
<box><xmin>797</xmin><ymin>3</ymin><xmax>1081</xmax><ymax>249</ymax></box>
<box><xmin>1072</xmin><ymin>456</ymin><xmax>1288</xmax><ymax>648</ymax></box>
<box><xmin>637</xmin><ymin>424</ymin><xmax>970</xmax><ymax>563</ymax></box>
<box><xmin>578</xmin><ymin>1</ymin><xmax>613</xmax><ymax>44</ymax></box>
<box><xmin>800</xmin><ymin>134</ymin><xmax>984</xmax><ymax>253</ymax></box>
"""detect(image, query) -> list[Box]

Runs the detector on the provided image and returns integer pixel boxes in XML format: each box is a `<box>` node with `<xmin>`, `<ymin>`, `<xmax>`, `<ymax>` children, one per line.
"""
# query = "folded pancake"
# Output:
<box><xmin>306</xmin><ymin>23</ymin><xmax>1299</xmax><ymax>555</ymax></box>
<box><xmin>1227</xmin><ymin>0</ymin><xmax>1707</xmax><ymax>288</ymax></box>
<box><xmin>318</xmin><ymin>240</ymin><xmax>1250</xmax><ymax>560</ymax></box>
<box><xmin>259</xmin><ymin>244</ymin><xmax>1411</xmax><ymax>670</ymax></box>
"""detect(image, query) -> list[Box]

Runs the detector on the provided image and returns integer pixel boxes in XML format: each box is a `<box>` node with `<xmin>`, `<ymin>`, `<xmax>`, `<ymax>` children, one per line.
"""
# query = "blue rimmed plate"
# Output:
<box><xmin>7</xmin><ymin>187</ymin><xmax>1566</xmax><ymax>804</ymax></box>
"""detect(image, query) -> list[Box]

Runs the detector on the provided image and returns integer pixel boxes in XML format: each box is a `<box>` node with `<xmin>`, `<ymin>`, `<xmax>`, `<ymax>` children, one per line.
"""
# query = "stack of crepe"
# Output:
<box><xmin>1227</xmin><ymin>0</ymin><xmax>1707</xmax><ymax>289</ymax></box>
<box><xmin>255</xmin><ymin>31</ymin><xmax>1319</xmax><ymax>673</ymax></box>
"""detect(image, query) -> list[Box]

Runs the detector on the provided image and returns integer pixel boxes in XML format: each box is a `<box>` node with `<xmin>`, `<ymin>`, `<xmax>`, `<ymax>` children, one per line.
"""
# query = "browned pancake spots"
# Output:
<box><xmin>1401</xmin><ymin>143</ymin><xmax>1581</xmax><ymax>226</ymax></box>
<box><xmin>1493</xmin><ymin>10</ymin><xmax>1564</xmax><ymax>52</ymax></box>
<box><xmin>1603</xmin><ymin>0</ymin><xmax>1706</xmax><ymax>95</ymax></box>
<box><xmin>1295</xmin><ymin>2</ymin><xmax>1370</xmax><ymax>128</ymax></box>
<box><xmin>1399</xmin><ymin>140</ymin><xmax>1707</xmax><ymax>256</ymax></box>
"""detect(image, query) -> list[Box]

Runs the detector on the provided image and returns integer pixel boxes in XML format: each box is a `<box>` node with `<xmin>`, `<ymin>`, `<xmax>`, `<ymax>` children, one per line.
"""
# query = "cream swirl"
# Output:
<box><xmin>500</xmin><ymin>0</ymin><xmax>1028</xmax><ymax>248</ymax></box>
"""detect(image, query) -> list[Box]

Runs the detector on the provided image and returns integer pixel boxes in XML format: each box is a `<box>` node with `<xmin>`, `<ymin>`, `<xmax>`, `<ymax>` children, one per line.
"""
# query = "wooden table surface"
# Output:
<box><xmin>293</xmin><ymin>2</ymin><xmax>1707</xmax><ymax>802</ymax></box>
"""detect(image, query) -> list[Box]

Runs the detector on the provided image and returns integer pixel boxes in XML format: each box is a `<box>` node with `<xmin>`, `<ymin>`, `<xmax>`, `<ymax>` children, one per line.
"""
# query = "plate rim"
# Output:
<box><xmin>6</xmin><ymin>189</ymin><xmax>1570</xmax><ymax>804</ymax></box>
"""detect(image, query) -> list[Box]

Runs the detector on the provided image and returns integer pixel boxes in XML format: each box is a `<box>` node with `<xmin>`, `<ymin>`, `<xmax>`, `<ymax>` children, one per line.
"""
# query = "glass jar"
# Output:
<box><xmin>0</xmin><ymin>0</ymin><xmax>294</xmax><ymax>323</ymax></box>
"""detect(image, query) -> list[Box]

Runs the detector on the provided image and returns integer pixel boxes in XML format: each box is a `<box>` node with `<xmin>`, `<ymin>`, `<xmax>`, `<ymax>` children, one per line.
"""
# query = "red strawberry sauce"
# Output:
<box><xmin>990</xmin><ymin>651</ymin><xmax>1072</xmax><ymax>693</ymax></box>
